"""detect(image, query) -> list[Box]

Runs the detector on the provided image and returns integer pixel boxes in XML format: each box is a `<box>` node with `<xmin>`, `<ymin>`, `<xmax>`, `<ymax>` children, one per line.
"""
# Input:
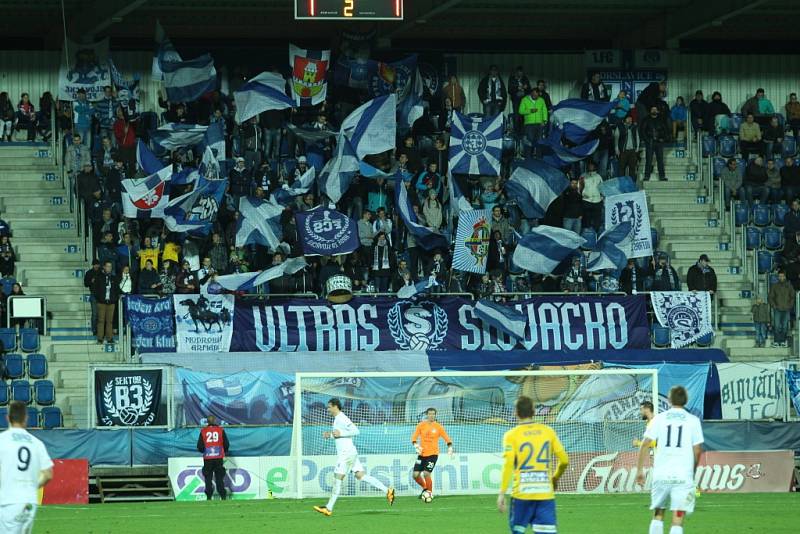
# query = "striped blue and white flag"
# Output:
<box><xmin>236</xmin><ymin>196</ymin><xmax>285</xmax><ymax>250</ymax></box>
<box><xmin>121</xmin><ymin>165</ymin><xmax>172</xmax><ymax>219</ymax></box>
<box><xmin>397</xmin><ymin>276</ymin><xmax>439</xmax><ymax>299</ymax></box>
<box><xmin>272</xmin><ymin>167</ymin><xmax>316</xmax><ymax>205</ymax></box>
<box><xmin>152</xmin><ymin>20</ymin><xmax>181</xmax><ymax>80</ymax></box>
<box><xmin>599</xmin><ymin>176</ymin><xmax>638</xmax><ymax>198</ymax></box>
<box><xmin>512</xmin><ymin>226</ymin><xmax>586</xmax><ymax>274</ymax></box>
<box><xmin>203</xmin><ymin>121</ymin><xmax>225</xmax><ymax>162</ymax></box>
<box><xmin>163</xmin><ymin>177</ymin><xmax>227</xmax><ymax>235</ymax></box>
<box><xmin>505</xmin><ymin>159</ymin><xmax>568</xmax><ymax>219</ymax></box>
<box><xmin>340</xmin><ymin>94</ymin><xmax>397</xmax><ymax>160</ymax></box>
<box><xmin>452</xmin><ymin>209</ymin><xmax>491</xmax><ymax>274</ymax></box>
<box><xmin>234</xmin><ymin>72</ymin><xmax>294</xmax><ymax>124</ymax></box>
<box><xmin>448</xmin><ymin>171</ymin><xmax>473</xmax><ymax>214</ymax></box>
<box><xmin>587</xmin><ymin>221</ymin><xmax>633</xmax><ymax>272</ymax></box>
<box><xmin>151</xmin><ymin>123</ymin><xmax>208</xmax><ymax>152</ymax></box>
<box><xmin>395</xmin><ymin>180</ymin><xmax>449</xmax><ymax>251</ymax></box>
<box><xmin>215</xmin><ymin>257</ymin><xmax>307</xmax><ymax>291</ymax></box>
<box><xmin>474</xmin><ymin>300</ymin><xmax>527</xmax><ymax>340</ymax></box>
<box><xmin>449</xmin><ymin>112</ymin><xmax>504</xmax><ymax>176</ymax></box>
<box><xmin>398</xmin><ymin>67</ymin><xmax>424</xmax><ymax>130</ymax></box>
<box><xmin>136</xmin><ymin>139</ymin><xmax>164</xmax><ymax>175</ymax></box>
<box><xmin>551</xmin><ymin>99</ymin><xmax>615</xmax><ymax>143</ymax></box>
<box><xmin>319</xmin><ymin>135</ymin><xmax>359</xmax><ymax>202</ymax></box>
<box><xmin>541</xmin><ymin>128</ymin><xmax>599</xmax><ymax>169</ymax></box>
<box><xmin>158</xmin><ymin>52</ymin><xmax>217</xmax><ymax>103</ymax></box>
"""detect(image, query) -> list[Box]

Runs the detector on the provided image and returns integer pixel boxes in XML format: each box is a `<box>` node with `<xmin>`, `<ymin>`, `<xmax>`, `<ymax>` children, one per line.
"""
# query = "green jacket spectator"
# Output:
<box><xmin>518</xmin><ymin>94</ymin><xmax>548</xmax><ymax>125</ymax></box>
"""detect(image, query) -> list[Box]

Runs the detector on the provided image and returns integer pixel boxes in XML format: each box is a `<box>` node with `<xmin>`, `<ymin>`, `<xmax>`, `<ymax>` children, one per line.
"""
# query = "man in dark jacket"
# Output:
<box><xmin>137</xmin><ymin>259</ymin><xmax>161</xmax><ymax>294</ymax></box>
<box><xmin>743</xmin><ymin>156</ymin><xmax>769</xmax><ymax>206</ymax></box>
<box><xmin>84</xmin><ymin>259</ymin><xmax>101</xmax><ymax>336</ymax></box>
<box><xmin>241</xmin><ymin>116</ymin><xmax>263</xmax><ymax>171</ymax></box>
<box><xmin>768</xmin><ymin>270</ymin><xmax>795</xmax><ymax>347</ymax></box>
<box><xmin>636</xmin><ymin>81</ymin><xmax>666</xmax><ymax>120</ymax></box>
<box><xmin>686</xmin><ymin>254</ymin><xmax>717</xmax><ymax>295</ymax></box>
<box><xmin>507</xmin><ymin>67</ymin><xmax>530</xmax><ymax>134</ymax></box>
<box><xmin>639</xmin><ymin>106</ymin><xmax>669</xmax><ymax>181</ymax></box>
<box><xmin>580</xmin><ymin>72</ymin><xmax>609</xmax><ymax>102</ymax></box>
<box><xmin>477</xmin><ymin>65</ymin><xmax>507</xmax><ymax>117</ymax></box>
<box><xmin>615</xmin><ymin>115</ymin><xmax>640</xmax><ymax>178</ymax></box>
<box><xmin>618</xmin><ymin>259</ymin><xmax>646</xmax><ymax>294</ymax></box>
<box><xmin>650</xmin><ymin>255</ymin><xmax>681</xmax><ymax>291</ymax></box>
<box><xmin>689</xmin><ymin>90</ymin><xmax>709</xmax><ymax>132</ymax></box>
<box><xmin>229</xmin><ymin>157</ymin><xmax>252</xmax><ymax>199</ymax></box>
<box><xmin>780</xmin><ymin>157</ymin><xmax>800</xmax><ymax>202</ymax></box>
<box><xmin>561</xmin><ymin>178</ymin><xmax>583</xmax><ymax>234</ymax></box>
<box><xmin>92</xmin><ymin>260</ymin><xmax>120</xmax><ymax>344</ymax></box>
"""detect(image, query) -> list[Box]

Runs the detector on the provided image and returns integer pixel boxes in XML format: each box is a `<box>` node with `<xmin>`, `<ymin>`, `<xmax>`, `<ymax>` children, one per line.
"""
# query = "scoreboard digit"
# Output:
<box><xmin>295</xmin><ymin>0</ymin><xmax>404</xmax><ymax>20</ymax></box>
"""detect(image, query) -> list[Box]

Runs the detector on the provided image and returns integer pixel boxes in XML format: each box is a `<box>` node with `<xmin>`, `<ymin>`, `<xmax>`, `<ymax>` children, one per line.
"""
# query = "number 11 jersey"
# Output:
<box><xmin>643</xmin><ymin>408</ymin><xmax>704</xmax><ymax>485</ymax></box>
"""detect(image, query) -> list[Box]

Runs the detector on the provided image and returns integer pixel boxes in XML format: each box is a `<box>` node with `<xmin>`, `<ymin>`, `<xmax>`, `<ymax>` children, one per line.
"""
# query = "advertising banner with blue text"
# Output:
<box><xmin>125</xmin><ymin>296</ymin><xmax>176</xmax><ymax>353</ymax></box>
<box><xmin>231</xmin><ymin>295</ymin><xmax>649</xmax><ymax>352</ymax></box>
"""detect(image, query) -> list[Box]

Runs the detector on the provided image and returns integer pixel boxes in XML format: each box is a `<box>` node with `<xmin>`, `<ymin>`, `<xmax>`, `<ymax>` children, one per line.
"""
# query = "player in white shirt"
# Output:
<box><xmin>314</xmin><ymin>398</ymin><xmax>395</xmax><ymax>516</ymax></box>
<box><xmin>0</xmin><ymin>401</ymin><xmax>54</xmax><ymax>534</ymax></box>
<box><xmin>636</xmin><ymin>387</ymin><xmax>704</xmax><ymax>534</ymax></box>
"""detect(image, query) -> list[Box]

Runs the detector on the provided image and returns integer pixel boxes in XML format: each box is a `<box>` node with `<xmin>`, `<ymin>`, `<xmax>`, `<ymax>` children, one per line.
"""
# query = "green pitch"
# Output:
<box><xmin>36</xmin><ymin>494</ymin><xmax>796</xmax><ymax>534</ymax></box>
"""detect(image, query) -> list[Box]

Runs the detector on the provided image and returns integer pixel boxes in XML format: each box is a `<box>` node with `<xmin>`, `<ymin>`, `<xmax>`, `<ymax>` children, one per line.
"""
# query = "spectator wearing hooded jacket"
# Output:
<box><xmin>618</xmin><ymin>259</ymin><xmax>646</xmax><ymax>294</ymax></box>
<box><xmin>706</xmin><ymin>91</ymin><xmax>732</xmax><ymax>133</ymax></box>
<box><xmin>781</xmin><ymin>157</ymin><xmax>800</xmax><ymax>202</ymax></box>
<box><xmin>477</xmin><ymin>65</ymin><xmax>507</xmax><ymax>117</ymax></box>
<box><xmin>441</xmin><ymin>75</ymin><xmax>466</xmax><ymax>112</ymax></box>
<box><xmin>650</xmin><ymin>254</ymin><xmax>681</xmax><ymax>291</ymax></box>
<box><xmin>689</xmin><ymin>90</ymin><xmax>709</xmax><ymax>132</ymax></box>
<box><xmin>686</xmin><ymin>254</ymin><xmax>717</xmax><ymax>294</ymax></box>
<box><xmin>580</xmin><ymin>72</ymin><xmax>609</xmax><ymax>102</ymax></box>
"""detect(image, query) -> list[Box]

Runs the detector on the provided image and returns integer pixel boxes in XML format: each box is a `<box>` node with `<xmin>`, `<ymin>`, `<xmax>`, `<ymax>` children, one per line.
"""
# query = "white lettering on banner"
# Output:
<box><xmin>356</xmin><ymin>305</ymin><xmax>380</xmax><ymax>351</ymax></box>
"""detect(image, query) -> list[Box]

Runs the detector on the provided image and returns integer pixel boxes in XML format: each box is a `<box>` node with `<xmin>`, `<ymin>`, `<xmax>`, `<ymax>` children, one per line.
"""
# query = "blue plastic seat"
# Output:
<box><xmin>713</xmin><ymin>157</ymin><xmax>727</xmax><ymax>178</ymax></box>
<box><xmin>745</xmin><ymin>227</ymin><xmax>762</xmax><ymax>250</ymax></box>
<box><xmin>26</xmin><ymin>407</ymin><xmax>39</xmax><ymax>428</ymax></box>
<box><xmin>26</xmin><ymin>354</ymin><xmax>47</xmax><ymax>379</ymax></box>
<box><xmin>719</xmin><ymin>135</ymin><xmax>738</xmax><ymax>158</ymax></box>
<box><xmin>782</xmin><ymin>136</ymin><xmax>797</xmax><ymax>158</ymax></box>
<box><xmin>0</xmin><ymin>380</ymin><xmax>8</xmax><ymax>405</ymax></box>
<box><xmin>773</xmin><ymin>203</ymin><xmax>789</xmax><ymax>226</ymax></box>
<box><xmin>695</xmin><ymin>332</ymin><xmax>714</xmax><ymax>347</ymax></box>
<box><xmin>580</xmin><ymin>228</ymin><xmax>597</xmax><ymax>250</ymax></box>
<box><xmin>33</xmin><ymin>380</ymin><xmax>54</xmax><ymax>405</ymax></box>
<box><xmin>734</xmin><ymin>203</ymin><xmax>750</xmax><ymax>226</ymax></box>
<box><xmin>652</xmin><ymin>325</ymin><xmax>671</xmax><ymax>348</ymax></box>
<box><xmin>757</xmin><ymin>250</ymin><xmax>773</xmax><ymax>274</ymax></box>
<box><xmin>10</xmin><ymin>380</ymin><xmax>31</xmax><ymax>404</ymax></box>
<box><xmin>41</xmin><ymin>407</ymin><xmax>63</xmax><ymax>429</ymax></box>
<box><xmin>729</xmin><ymin>114</ymin><xmax>744</xmax><ymax>134</ymax></box>
<box><xmin>753</xmin><ymin>204</ymin><xmax>771</xmax><ymax>226</ymax></box>
<box><xmin>702</xmin><ymin>136</ymin><xmax>717</xmax><ymax>158</ymax></box>
<box><xmin>0</xmin><ymin>408</ymin><xmax>7</xmax><ymax>429</ymax></box>
<box><xmin>3</xmin><ymin>354</ymin><xmax>24</xmax><ymax>379</ymax></box>
<box><xmin>0</xmin><ymin>328</ymin><xmax>16</xmax><ymax>352</ymax></box>
<box><xmin>19</xmin><ymin>328</ymin><xmax>39</xmax><ymax>353</ymax></box>
<box><xmin>773</xmin><ymin>252</ymin><xmax>785</xmax><ymax>269</ymax></box>
<box><xmin>764</xmin><ymin>227</ymin><xmax>783</xmax><ymax>250</ymax></box>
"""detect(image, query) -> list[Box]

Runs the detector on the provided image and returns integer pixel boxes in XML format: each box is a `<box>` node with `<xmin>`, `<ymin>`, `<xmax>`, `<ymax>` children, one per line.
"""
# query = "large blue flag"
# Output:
<box><xmin>540</xmin><ymin>127</ymin><xmax>599</xmax><ymax>168</ymax></box>
<box><xmin>587</xmin><ymin>221</ymin><xmax>633</xmax><ymax>272</ymax></box>
<box><xmin>398</xmin><ymin>67</ymin><xmax>424</xmax><ymax>130</ymax></box>
<box><xmin>395</xmin><ymin>180</ymin><xmax>449</xmax><ymax>251</ymax></box>
<box><xmin>234</xmin><ymin>71</ymin><xmax>294</xmax><ymax>124</ymax></box>
<box><xmin>319</xmin><ymin>135</ymin><xmax>359</xmax><ymax>203</ymax></box>
<box><xmin>151</xmin><ymin>123</ymin><xmax>208</xmax><ymax>152</ymax></box>
<box><xmin>121</xmin><ymin>165</ymin><xmax>172</xmax><ymax>219</ymax></box>
<box><xmin>236</xmin><ymin>196</ymin><xmax>285</xmax><ymax>249</ymax></box>
<box><xmin>163</xmin><ymin>177</ymin><xmax>227</xmax><ymax>235</ymax></box>
<box><xmin>599</xmin><ymin>176</ymin><xmax>638</xmax><ymax>197</ymax></box>
<box><xmin>449</xmin><ymin>111</ymin><xmax>504</xmax><ymax>176</ymax></box>
<box><xmin>551</xmin><ymin>99</ymin><xmax>615</xmax><ymax>143</ymax></box>
<box><xmin>203</xmin><ymin>121</ymin><xmax>225</xmax><ymax>162</ymax></box>
<box><xmin>158</xmin><ymin>51</ymin><xmax>216</xmax><ymax>102</ymax></box>
<box><xmin>505</xmin><ymin>159</ymin><xmax>569</xmax><ymax>219</ymax></box>
<box><xmin>473</xmin><ymin>299</ymin><xmax>527</xmax><ymax>340</ymax></box>
<box><xmin>272</xmin><ymin>167</ymin><xmax>316</xmax><ymax>205</ymax></box>
<box><xmin>340</xmin><ymin>94</ymin><xmax>396</xmax><ymax>160</ymax></box>
<box><xmin>215</xmin><ymin>257</ymin><xmax>307</xmax><ymax>292</ymax></box>
<box><xmin>296</xmin><ymin>206</ymin><xmax>359</xmax><ymax>256</ymax></box>
<box><xmin>512</xmin><ymin>226</ymin><xmax>586</xmax><ymax>274</ymax></box>
<box><xmin>136</xmin><ymin>139</ymin><xmax>164</xmax><ymax>175</ymax></box>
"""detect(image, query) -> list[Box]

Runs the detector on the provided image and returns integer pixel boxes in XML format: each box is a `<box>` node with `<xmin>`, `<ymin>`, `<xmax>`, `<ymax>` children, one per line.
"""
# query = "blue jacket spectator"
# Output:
<box><xmin>0</xmin><ymin>218</ymin><xmax>10</xmax><ymax>237</ymax></box>
<box><xmin>94</xmin><ymin>87</ymin><xmax>118</xmax><ymax>131</ymax></box>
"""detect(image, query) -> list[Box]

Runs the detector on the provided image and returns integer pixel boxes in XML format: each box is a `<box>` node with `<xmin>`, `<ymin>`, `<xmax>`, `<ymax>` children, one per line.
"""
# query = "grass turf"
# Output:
<box><xmin>36</xmin><ymin>493</ymin><xmax>797</xmax><ymax>534</ymax></box>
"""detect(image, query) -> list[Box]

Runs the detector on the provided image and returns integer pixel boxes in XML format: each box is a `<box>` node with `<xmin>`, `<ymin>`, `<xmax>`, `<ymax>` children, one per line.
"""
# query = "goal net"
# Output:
<box><xmin>292</xmin><ymin>369</ymin><xmax>657</xmax><ymax>498</ymax></box>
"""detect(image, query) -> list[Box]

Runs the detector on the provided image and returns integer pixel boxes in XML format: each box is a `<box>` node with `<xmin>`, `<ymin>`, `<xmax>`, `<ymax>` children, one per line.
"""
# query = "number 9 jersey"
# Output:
<box><xmin>0</xmin><ymin>427</ymin><xmax>53</xmax><ymax>506</ymax></box>
<box><xmin>500</xmin><ymin>422</ymin><xmax>569</xmax><ymax>500</ymax></box>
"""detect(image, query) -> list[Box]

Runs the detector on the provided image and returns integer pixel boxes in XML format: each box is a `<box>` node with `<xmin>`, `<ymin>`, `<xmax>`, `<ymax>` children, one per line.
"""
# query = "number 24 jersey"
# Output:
<box><xmin>501</xmin><ymin>422</ymin><xmax>569</xmax><ymax>501</ymax></box>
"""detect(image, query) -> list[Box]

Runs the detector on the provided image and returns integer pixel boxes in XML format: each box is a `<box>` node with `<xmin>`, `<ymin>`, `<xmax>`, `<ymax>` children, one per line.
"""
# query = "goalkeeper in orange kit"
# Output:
<box><xmin>411</xmin><ymin>407</ymin><xmax>454</xmax><ymax>498</ymax></box>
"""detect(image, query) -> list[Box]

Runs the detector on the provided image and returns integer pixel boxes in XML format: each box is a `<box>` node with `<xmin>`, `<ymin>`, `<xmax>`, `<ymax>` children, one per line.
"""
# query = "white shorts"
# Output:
<box><xmin>334</xmin><ymin>453</ymin><xmax>364</xmax><ymax>476</ymax></box>
<box><xmin>650</xmin><ymin>481</ymin><xmax>696</xmax><ymax>514</ymax></box>
<box><xmin>0</xmin><ymin>503</ymin><xmax>37</xmax><ymax>534</ymax></box>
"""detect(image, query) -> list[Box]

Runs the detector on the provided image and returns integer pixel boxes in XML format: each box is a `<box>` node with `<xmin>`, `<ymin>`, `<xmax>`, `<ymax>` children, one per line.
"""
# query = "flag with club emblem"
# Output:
<box><xmin>289</xmin><ymin>45</ymin><xmax>330</xmax><ymax>106</ymax></box>
<box><xmin>163</xmin><ymin>177</ymin><xmax>227</xmax><ymax>235</ymax></box>
<box><xmin>121</xmin><ymin>165</ymin><xmax>172</xmax><ymax>219</ymax></box>
<box><xmin>452</xmin><ymin>209</ymin><xmax>491</xmax><ymax>274</ymax></box>
<box><xmin>449</xmin><ymin>111</ymin><xmax>504</xmax><ymax>176</ymax></box>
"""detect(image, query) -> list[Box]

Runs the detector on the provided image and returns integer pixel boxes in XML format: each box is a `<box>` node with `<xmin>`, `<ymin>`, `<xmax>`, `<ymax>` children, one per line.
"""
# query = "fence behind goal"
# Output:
<box><xmin>292</xmin><ymin>369</ymin><xmax>657</xmax><ymax>498</ymax></box>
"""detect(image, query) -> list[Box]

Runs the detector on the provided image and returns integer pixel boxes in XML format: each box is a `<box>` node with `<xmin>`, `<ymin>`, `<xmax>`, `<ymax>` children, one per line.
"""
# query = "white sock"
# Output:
<box><xmin>360</xmin><ymin>474</ymin><xmax>388</xmax><ymax>493</ymax></box>
<box><xmin>326</xmin><ymin>478</ymin><xmax>342</xmax><ymax>511</ymax></box>
<box><xmin>669</xmin><ymin>527</ymin><xmax>683</xmax><ymax>534</ymax></box>
<box><xmin>649</xmin><ymin>519</ymin><xmax>663</xmax><ymax>534</ymax></box>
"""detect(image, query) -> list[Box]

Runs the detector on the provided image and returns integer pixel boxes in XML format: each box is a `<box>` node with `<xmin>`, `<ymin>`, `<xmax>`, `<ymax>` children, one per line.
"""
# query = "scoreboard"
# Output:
<box><xmin>295</xmin><ymin>0</ymin><xmax>403</xmax><ymax>20</ymax></box>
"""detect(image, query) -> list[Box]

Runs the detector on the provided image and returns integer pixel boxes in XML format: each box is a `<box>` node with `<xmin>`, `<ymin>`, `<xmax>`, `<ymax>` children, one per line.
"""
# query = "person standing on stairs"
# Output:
<box><xmin>83</xmin><ymin>259</ymin><xmax>101</xmax><ymax>337</ymax></box>
<box><xmin>768</xmin><ymin>270</ymin><xmax>795</xmax><ymax>348</ymax></box>
<box><xmin>686</xmin><ymin>254</ymin><xmax>717</xmax><ymax>296</ymax></box>
<box><xmin>751</xmin><ymin>297</ymin><xmax>770</xmax><ymax>348</ymax></box>
<box><xmin>640</xmin><ymin>106</ymin><xmax>669</xmax><ymax>181</ymax></box>
<box><xmin>91</xmin><ymin>260</ymin><xmax>120</xmax><ymax>345</ymax></box>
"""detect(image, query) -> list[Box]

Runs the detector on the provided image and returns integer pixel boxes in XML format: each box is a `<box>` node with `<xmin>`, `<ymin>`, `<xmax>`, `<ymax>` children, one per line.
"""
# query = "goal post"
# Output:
<box><xmin>291</xmin><ymin>369</ymin><xmax>658</xmax><ymax>499</ymax></box>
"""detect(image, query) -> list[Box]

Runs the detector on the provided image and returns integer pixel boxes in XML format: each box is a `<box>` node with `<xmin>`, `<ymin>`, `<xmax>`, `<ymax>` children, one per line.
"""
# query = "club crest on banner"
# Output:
<box><xmin>453</xmin><ymin>209</ymin><xmax>491</xmax><ymax>274</ymax></box>
<box><xmin>300</xmin><ymin>208</ymin><xmax>356</xmax><ymax>255</ymax></box>
<box><xmin>605</xmin><ymin>191</ymin><xmax>652</xmax><ymax>258</ymax></box>
<box><xmin>650</xmin><ymin>291</ymin><xmax>712</xmax><ymax>348</ymax></box>
<box><xmin>101</xmin><ymin>375</ymin><xmax>155</xmax><ymax>425</ymax></box>
<box><xmin>387</xmin><ymin>300</ymin><xmax>448</xmax><ymax>351</ymax></box>
<box><xmin>188</xmin><ymin>194</ymin><xmax>219</xmax><ymax>222</ymax></box>
<box><xmin>369</xmin><ymin>62</ymin><xmax>396</xmax><ymax>96</ymax></box>
<box><xmin>134</xmin><ymin>181</ymin><xmax>167</xmax><ymax>210</ymax></box>
<box><xmin>292</xmin><ymin>57</ymin><xmax>328</xmax><ymax>100</ymax></box>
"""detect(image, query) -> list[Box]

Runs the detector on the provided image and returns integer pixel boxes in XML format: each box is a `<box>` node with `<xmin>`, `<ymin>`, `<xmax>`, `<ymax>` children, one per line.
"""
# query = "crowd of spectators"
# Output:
<box><xmin>0</xmin><ymin>91</ymin><xmax>53</xmax><ymax>142</ymax></box>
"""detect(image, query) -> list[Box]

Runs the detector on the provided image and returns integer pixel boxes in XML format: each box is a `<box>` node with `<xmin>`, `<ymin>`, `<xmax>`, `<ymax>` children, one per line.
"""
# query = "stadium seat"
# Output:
<box><xmin>0</xmin><ymin>277</ymin><xmax>14</xmax><ymax>296</ymax></box>
<box><xmin>764</xmin><ymin>227</ymin><xmax>783</xmax><ymax>250</ymax></box>
<box><xmin>736</xmin><ymin>158</ymin><xmax>747</xmax><ymax>177</ymax></box>
<box><xmin>757</xmin><ymin>250</ymin><xmax>773</xmax><ymax>274</ymax></box>
<box><xmin>753</xmin><ymin>204</ymin><xmax>771</xmax><ymax>226</ymax></box>
<box><xmin>580</xmin><ymin>228</ymin><xmax>597</xmax><ymax>250</ymax></box>
<box><xmin>729</xmin><ymin>113</ymin><xmax>744</xmax><ymax>134</ymax></box>
<box><xmin>782</xmin><ymin>136</ymin><xmax>797</xmax><ymax>158</ymax></box>
<box><xmin>41</xmin><ymin>407</ymin><xmax>63</xmax><ymax>429</ymax></box>
<box><xmin>734</xmin><ymin>203</ymin><xmax>750</xmax><ymax>226</ymax></box>
<box><xmin>695</xmin><ymin>332</ymin><xmax>714</xmax><ymax>347</ymax></box>
<box><xmin>718</xmin><ymin>135</ymin><xmax>738</xmax><ymax>158</ymax></box>
<box><xmin>26</xmin><ymin>354</ymin><xmax>47</xmax><ymax>379</ymax></box>
<box><xmin>3</xmin><ymin>354</ymin><xmax>24</xmax><ymax>379</ymax></box>
<box><xmin>10</xmin><ymin>380</ymin><xmax>31</xmax><ymax>404</ymax></box>
<box><xmin>713</xmin><ymin>157</ymin><xmax>727</xmax><ymax>178</ymax></box>
<box><xmin>0</xmin><ymin>328</ymin><xmax>17</xmax><ymax>352</ymax></box>
<box><xmin>0</xmin><ymin>408</ymin><xmax>7</xmax><ymax>429</ymax></box>
<box><xmin>652</xmin><ymin>325</ymin><xmax>671</xmax><ymax>348</ymax></box>
<box><xmin>19</xmin><ymin>328</ymin><xmax>39</xmax><ymax>352</ymax></box>
<box><xmin>773</xmin><ymin>252</ymin><xmax>785</xmax><ymax>269</ymax></box>
<box><xmin>0</xmin><ymin>380</ymin><xmax>8</xmax><ymax>405</ymax></box>
<box><xmin>702</xmin><ymin>135</ymin><xmax>717</xmax><ymax>158</ymax></box>
<box><xmin>650</xmin><ymin>227</ymin><xmax>659</xmax><ymax>250</ymax></box>
<box><xmin>26</xmin><ymin>407</ymin><xmax>39</xmax><ymax>428</ymax></box>
<box><xmin>773</xmin><ymin>203</ymin><xmax>789</xmax><ymax>226</ymax></box>
<box><xmin>745</xmin><ymin>227</ymin><xmax>762</xmax><ymax>250</ymax></box>
<box><xmin>33</xmin><ymin>380</ymin><xmax>54</xmax><ymax>405</ymax></box>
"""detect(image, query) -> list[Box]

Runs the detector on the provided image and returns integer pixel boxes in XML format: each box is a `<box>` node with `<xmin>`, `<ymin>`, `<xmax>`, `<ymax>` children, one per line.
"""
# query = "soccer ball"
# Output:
<box><xmin>422</xmin><ymin>490</ymin><xmax>433</xmax><ymax>503</ymax></box>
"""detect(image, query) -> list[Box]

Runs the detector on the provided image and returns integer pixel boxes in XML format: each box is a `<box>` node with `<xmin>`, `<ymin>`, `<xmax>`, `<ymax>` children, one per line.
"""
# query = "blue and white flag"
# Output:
<box><xmin>449</xmin><ymin>111</ymin><xmax>504</xmax><ymax>176</ymax></box>
<box><xmin>121</xmin><ymin>165</ymin><xmax>172</xmax><ymax>219</ymax></box>
<box><xmin>163</xmin><ymin>177</ymin><xmax>227</xmax><ymax>235</ymax></box>
<box><xmin>651</xmin><ymin>291</ymin><xmax>713</xmax><ymax>349</ymax></box>
<box><xmin>171</xmin><ymin>166</ymin><xmax>199</xmax><ymax>186</ymax></box>
<box><xmin>787</xmin><ymin>369</ymin><xmax>800</xmax><ymax>416</ymax></box>
<box><xmin>604</xmin><ymin>191</ymin><xmax>652</xmax><ymax>259</ymax></box>
<box><xmin>215</xmin><ymin>257</ymin><xmax>307</xmax><ymax>291</ymax></box>
<box><xmin>136</xmin><ymin>139</ymin><xmax>164</xmax><ymax>175</ymax></box>
<box><xmin>512</xmin><ymin>226</ymin><xmax>586</xmax><ymax>274</ymax></box>
<box><xmin>505</xmin><ymin>159</ymin><xmax>568</xmax><ymax>219</ymax></box>
<box><xmin>541</xmin><ymin>128</ymin><xmax>599</xmax><ymax>168</ymax></box>
<box><xmin>151</xmin><ymin>123</ymin><xmax>208</xmax><ymax>152</ymax></box>
<box><xmin>599</xmin><ymin>176</ymin><xmax>638</xmax><ymax>198</ymax></box>
<box><xmin>551</xmin><ymin>99</ymin><xmax>615</xmax><ymax>143</ymax></box>
<box><xmin>340</xmin><ymin>94</ymin><xmax>396</xmax><ymax>160</ymax></box>
<box><xmin>448</xmin><ymin>171</ymin><xmax>474</xmax><ymax>217</ymax></box>
<box><xmin>395</xmin><ymin>180</ymin><xmax>449</xmax><ymax>251</ymax></box>
<box><xmin>108</xmin><ymin>58</ymin><xmax>139</xmax><ymax>105</ymax></box>
<box><xmin>158</xmin><ymin>52</ymin><xmax>217</xmax><ymax>103</ymax></box>
<box><xmin>397</xmin><ymin>277</ymin><xmax>439</xmax><ymax>299</ymax></box>
<box><xmin>296</xmin><ymin>206</ymin><xmax>359</xmax><ymax>256</ymax></box>
<box><xmin>203</xmin><ymin>121</ymin><xmax>225</xmax><ymax>162</ymax></box>
<box><xmin>234</xmin><ymin>71</ymin><xmax>294</xmax><ymax>124</ymax></box>
<box><xmin>474</xmin><ymin>299</ymin><xmax>527</xmax><ymax>340</ymax></box>
<box><xmin>452</xmin><ymin>209</ymin><xmax>491</xmax><ymax>274</ymax></box>
<box><xmin>236</xmin><ymin>196</ymin><xmax>285</xmax><ymax>249</ymax></box>
<box><xmin>272</xmin><ymin>167</ymin><xmax>316</xmax><ymax>205</ymax></box>
<box><xmin>152</xmin><ymin>20</ymin><xmax>182</xmax><ymax>80</ymax></box>
<box><xmin>319</xmin><ymin>135</ymin><xmax>359</xmax><ymax>202</ymax></box>
<box><xmin>587</xmin><ymin>221</ymin><xmax>633</xmax><ymax>272</ymax></box>
<box><xmin>398</xmin><ymin>67</ymin><xmax>424</xmax><ymax>130</ymax></box>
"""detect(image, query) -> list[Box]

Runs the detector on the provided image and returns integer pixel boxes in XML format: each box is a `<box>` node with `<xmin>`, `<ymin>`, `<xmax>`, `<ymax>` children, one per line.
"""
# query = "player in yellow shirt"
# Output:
<box><xmin>498</xmin><ymin>396</ymin><xmax>569</xmax><ymax>534</ymax></box>
<box><xmin>633</xmin><ymin>401</ymin><xmax>656</xmax><ymax>449</ymax></box>
<box><xmin>411</xmin><ymin>408</ymin><xmax>454</xmax><ymax>499</ymax></box>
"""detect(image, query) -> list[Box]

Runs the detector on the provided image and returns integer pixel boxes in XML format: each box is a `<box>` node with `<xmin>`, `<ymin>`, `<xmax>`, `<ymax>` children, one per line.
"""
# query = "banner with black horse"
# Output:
<box><xmin>174</xmin><ymin>294</ymin><xmax>234</xmax><ymax>352</ymax></box>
